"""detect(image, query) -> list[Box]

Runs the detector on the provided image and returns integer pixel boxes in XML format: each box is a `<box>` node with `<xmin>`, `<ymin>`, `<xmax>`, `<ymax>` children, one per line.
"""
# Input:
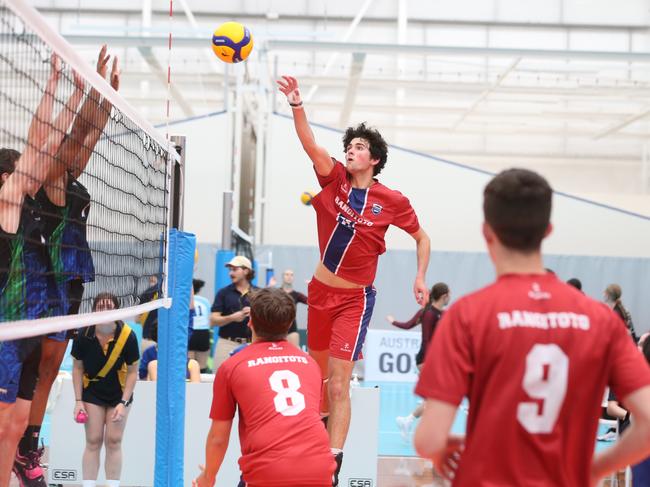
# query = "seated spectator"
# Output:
<box><xmin>139</xmin><ymin>323</ymin><xmax>200</xmax><ymax>383</ymax></box>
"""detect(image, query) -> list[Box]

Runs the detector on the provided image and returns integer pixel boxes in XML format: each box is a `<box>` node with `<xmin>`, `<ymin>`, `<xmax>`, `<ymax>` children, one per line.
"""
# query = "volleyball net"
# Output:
<box><xmin>0</xmin><ymin>0</ymin><xmax>177</xmax><ymax>340</ymax></box>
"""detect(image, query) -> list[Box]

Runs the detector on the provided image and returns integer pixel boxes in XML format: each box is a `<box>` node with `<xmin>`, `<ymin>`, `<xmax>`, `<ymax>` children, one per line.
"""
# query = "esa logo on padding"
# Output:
<box><xmin>52</xmin><ymin>469</ymin><xmax>78</xmax><ymax>480</ymax></box>
<box><xmin>349</xmin><ymin>479</ymin><xmax>373</xmax><ymax>487</ymax></box>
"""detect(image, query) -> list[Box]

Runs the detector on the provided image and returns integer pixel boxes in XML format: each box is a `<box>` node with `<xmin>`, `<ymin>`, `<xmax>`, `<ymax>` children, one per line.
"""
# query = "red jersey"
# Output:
<box><xmin>311</xmin><ymin>160</ymin><xmax>420</xmax><ymax>285</ymax></box>
<box><xmin>416</xmin><ymin>273</ymin><xmax>650</xmax><ymax>487</ymax></box>
<box><xmin>210</xmin><ymin>341</ymin><xmax>335</xmax><ymax>486</ymax></box>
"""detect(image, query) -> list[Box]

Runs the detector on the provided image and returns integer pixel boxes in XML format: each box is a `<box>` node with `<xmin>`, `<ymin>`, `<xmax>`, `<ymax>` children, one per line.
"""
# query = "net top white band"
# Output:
<box><xmin>0</xmin><ymin>298</ymin><xmax>172</xmax><ymax>341</ymax></box>
<box><xmin>3</xmin><ymin>0</ymin><xmax>179</xmax><ymax>162</ymax></box>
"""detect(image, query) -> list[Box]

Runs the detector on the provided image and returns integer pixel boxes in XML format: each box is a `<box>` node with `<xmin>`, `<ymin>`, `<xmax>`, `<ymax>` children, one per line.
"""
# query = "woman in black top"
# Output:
<box><xmin>72</xmin><ymin>293</ymin><xmax>139</xmax><ymax>487</ymax></box>
<box><xmin>386</xmin><ymin>282</ymin><xmax>450</xmax><ymax>440</ymax></box>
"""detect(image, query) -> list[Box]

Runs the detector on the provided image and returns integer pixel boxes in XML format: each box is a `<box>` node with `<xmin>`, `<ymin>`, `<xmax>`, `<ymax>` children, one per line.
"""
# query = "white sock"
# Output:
<box><xmin>331</xmin><ymin>448</ymin><xmax>343</xmax><ymax>455</ymax></box>
<box><xmin>82</xmin><ymin>481</ymin><xmax>96</xmax><ymax>487</ymax></box>
<box><xmin>105</xmin><ymin>481</ymin><xmax>120</xmax><ymax>487</ymax></box>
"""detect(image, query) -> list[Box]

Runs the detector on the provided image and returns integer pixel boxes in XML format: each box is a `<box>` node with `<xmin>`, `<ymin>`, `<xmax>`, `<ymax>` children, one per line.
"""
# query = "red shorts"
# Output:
<box><xmin>307</xmin><ymin>277</ymin><xmax>376</xmax><ymax>361</ymax></box>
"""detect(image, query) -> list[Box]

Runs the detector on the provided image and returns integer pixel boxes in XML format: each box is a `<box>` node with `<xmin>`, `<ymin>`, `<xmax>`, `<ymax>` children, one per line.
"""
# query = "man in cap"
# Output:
<box><xmin>210</xmin><ymin>256</ymin><xmax>258</xmax><ymax>370</ymax></box>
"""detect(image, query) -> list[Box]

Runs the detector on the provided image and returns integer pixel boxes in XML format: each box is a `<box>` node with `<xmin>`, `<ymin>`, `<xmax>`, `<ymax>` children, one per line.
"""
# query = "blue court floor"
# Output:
<box><xmin>364</xmin><ymin>381</ymin><xmax>614</xmax><ymax>457</ymax></box>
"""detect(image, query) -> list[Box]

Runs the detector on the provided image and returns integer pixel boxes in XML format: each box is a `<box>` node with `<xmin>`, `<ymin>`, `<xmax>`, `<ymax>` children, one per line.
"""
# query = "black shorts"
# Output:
<box><xmin>188</xmin><ymin>329</ymin><xmax>210</xmax><ymax>352</ymax></box>
<box><xmin>17</xmin><ymin>339</ymin><xmax>42</xmax><ymax>401</ymax></box>
<box><xmin>83</xmin><ymin>389</ymin><xmax>133</xmax><ymax>409</ymax></box>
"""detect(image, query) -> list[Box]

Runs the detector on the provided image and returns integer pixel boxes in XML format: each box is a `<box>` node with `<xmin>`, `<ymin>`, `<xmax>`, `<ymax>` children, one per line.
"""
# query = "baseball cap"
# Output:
<box><xmin>225</xmin><ymin>255</ymin><xmax>252</xmax><ymax>270</ymax></box>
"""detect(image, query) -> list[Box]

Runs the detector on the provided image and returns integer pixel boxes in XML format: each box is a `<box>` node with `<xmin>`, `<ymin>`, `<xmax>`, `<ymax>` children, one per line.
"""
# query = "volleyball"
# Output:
<box><xmin>300</xmin><ymin>191</ymin><xmax>315</xmax><ymax>206</ymax></box>
<box><xmin>211</xmin><ymin>22</ymin><xmax>254</xmax><ymax>64</ymax></box>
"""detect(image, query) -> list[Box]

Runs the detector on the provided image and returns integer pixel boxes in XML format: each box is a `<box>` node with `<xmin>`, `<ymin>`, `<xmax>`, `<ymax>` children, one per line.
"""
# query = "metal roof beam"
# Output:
<box><xmin>60</xmin><ymin>35</ymin><xmax>650</xmax><ymax>62</ymax></box>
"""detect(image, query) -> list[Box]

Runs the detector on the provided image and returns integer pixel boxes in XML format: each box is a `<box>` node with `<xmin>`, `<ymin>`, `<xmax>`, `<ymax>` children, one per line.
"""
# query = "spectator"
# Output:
<box><xmin>387</xmin><ymin>282</ymin><xmax>450</xmax><ymax>440</ymax></box>
<box><xmin>189</xmin><ymin>279</ymin><xmax>212</xmax><ymax>372</ymax></box>
<box><xmin>137</xmin><ymin>275</ymin><xmax>161</xmax><ymax>352</ymax></box>
<box><xmin>279</xmin><ymin>269</ymin><xmax>307</xmax><ymax>348</ymax></box>
<box><xmin>209</xmin><ymin>256</ymin><xmax>258</xmax><ymax>370</ymax></box>
<box><xmin>138</xmin><ymin>323</ymin><xmax>200</xmax><ymax>382</ymax></box>
<box><xmin>605</xmin><ymin>284</ymin><xmax>639</xmax><ymax>343</ymax></box>
<box><xmin>71</xmin><ymin>293</ymin><xmax>139</xmax><ymax>487</ymax></box>
<box><xmin>567</xmin><ymin>278</ymin><xmax>582</xmax><ymax>291</ymax></box>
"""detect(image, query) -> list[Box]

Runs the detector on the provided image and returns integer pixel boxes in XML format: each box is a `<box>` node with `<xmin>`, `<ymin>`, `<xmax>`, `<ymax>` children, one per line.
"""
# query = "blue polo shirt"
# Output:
<box><xmin>211</xmin><ymin>283</ymin><xmax>257</xmax><ymax>340</ymax></box>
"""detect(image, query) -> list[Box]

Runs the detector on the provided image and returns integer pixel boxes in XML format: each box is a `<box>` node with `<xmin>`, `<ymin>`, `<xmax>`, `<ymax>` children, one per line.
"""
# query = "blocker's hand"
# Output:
<box><xmin>276</xmin><ymin>75</ymin><xmax>302</xmax><ymax>105</ymax></box>
<box><xmin>433</xmin><ymin>435</ymin><xmax>465</xmax><ymax>483</ymax></box>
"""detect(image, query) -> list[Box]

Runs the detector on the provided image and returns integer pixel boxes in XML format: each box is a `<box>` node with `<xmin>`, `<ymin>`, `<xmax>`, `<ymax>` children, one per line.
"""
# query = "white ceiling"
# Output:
<box><xmin>25</xmin><ymin>0</ymin><xmax>650</xmax><ymax>209</ymax></box>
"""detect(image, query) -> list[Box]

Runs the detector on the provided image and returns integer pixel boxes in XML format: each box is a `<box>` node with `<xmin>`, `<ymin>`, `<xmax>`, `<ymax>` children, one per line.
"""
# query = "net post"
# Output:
<box><xmin>154</xmin><ymin>228</ymin><xmax>196</xmax><ymax>487</ymax></box>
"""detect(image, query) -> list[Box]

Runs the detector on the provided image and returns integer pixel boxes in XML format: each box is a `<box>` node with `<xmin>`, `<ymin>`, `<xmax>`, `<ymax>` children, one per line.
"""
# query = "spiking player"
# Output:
<box><xmin>277</xmin><ymin>75</ymin><xmax>431</xmax><ymax>485</ymax></box>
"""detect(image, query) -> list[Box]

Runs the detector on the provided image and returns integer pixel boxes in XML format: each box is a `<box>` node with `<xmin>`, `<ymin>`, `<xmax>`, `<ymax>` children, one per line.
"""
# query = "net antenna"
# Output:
<box><xmin>0</xmin><ymin>0</ymin><xmax>179</xmax><ymax>340</ymax></box>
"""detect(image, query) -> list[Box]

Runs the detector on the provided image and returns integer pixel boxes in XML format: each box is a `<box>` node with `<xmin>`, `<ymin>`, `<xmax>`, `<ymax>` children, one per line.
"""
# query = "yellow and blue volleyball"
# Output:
<box><xmin>300</xmin><ymin>191</ymin><xmax>315</xmax><ymax>206</ymax></box>
<box><xmin>211</xmin><ymin>21</ymin><xmax>254</xmax><ymax>64</ymax></box>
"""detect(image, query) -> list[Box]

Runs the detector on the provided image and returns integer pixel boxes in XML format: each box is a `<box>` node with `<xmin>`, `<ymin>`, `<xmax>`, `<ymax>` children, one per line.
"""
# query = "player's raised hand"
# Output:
<box><xmin>414</xmin><ymin>277</ymin><xmax>429</xmax><ymax>306</ymax></box>
<box><xmin>193</xmin><ymin>465</ymin><xmax>212</xmax><ymax>487</ymax></box>
<box><xmin>433</xmin><ymin>435</ymin><xmax>465</xmax><ymax>483</ymax></box>
<box><xmin>386</xmin><ymin>315</ymin><xmax>395</xmax><ymax>324</ymax></box>
<box><xmin>110</xmin><ymin>56</ymin><xmax>121</xmax><ymax>91</ymax></box>
<box><xmin>276</xmin><ymin>76</ymin><xmax>302</xmax><ymax>105</ymax></box>
<box><xmin>96</xmin><ymin>44</ymin><xmax>110</xmax><ymax>78</ymax></box>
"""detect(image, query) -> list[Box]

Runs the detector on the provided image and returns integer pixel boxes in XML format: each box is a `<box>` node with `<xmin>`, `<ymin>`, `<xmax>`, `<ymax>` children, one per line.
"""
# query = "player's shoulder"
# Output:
<box><xmin>373</xmin><ymin>180</ymin><xmax>411</xmax><ymax>205</ymax></box>
<box><xmin>328</xmin><ymin>158</ymin><xmax>347</xmax><ymax>176</ymax></box>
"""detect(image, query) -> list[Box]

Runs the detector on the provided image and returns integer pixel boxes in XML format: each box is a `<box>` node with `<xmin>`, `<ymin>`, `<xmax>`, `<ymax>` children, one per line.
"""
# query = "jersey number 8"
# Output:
<box><xmin>269</xmin><ymin>370</ymin><xmax>306</xmax><ymax>416</ymax></box>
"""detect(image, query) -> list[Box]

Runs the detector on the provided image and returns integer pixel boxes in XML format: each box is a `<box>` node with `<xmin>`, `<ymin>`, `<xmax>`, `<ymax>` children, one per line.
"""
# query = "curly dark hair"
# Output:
<box><xmin>342</xmin><ymin>122</ymin><xmax>388</xmax><ymax>176</ymax></box>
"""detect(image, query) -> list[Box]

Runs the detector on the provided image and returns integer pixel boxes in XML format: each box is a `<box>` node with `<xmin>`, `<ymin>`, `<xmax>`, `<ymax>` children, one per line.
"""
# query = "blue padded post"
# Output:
<box><xmin>214</xmin><ymin>249</ymin><xmax>235</xmax><ymax>293</ymax></box>
<box><xmin>154</xmin><ymin>229</ymin><xmax>196</xmax><ymax>487</ymax></box>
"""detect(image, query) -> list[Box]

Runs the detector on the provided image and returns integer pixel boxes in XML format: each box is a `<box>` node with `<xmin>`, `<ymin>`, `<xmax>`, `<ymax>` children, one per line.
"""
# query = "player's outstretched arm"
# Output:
<box><xmin>410</xmin><ymin>228</ymin><xmax>431</xmax><ymax>306</ymax></box>
<box><xmin>414</xmin><ymin>399</ymin><xmax>463</xmax><ymax>481</ymax></box>
<box><xmin>276</xmin><ymin>76</ymin><xmax>333</xmax><ymax>177</ymax></box>
<box><xmin>387</xmin><ymin>310</ymin><xmax>423</xmax><ymax>330</ymax></box>
<box><xmin>194</xmin><ymin>419</ymin><xmax>233</xmax><ymax>487</ymax></box>
<box><xmin>12</xmin><ymin>62</ymin><xmax>84</xmax><ymax>202</ymax></box>
<box><xmin>59</xmin><ymin>46</ymin><xmax>121</xmax><ymax>180</ymax></box>
<box><xmin>590</xmin><ymin>385</ymin><xmax>650</xmax><ymax>485</ymax></box>
<box><xmin>25</xmin><ymin>53</ymin><xmax>61</xmax><ymax>156</ymax></box>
